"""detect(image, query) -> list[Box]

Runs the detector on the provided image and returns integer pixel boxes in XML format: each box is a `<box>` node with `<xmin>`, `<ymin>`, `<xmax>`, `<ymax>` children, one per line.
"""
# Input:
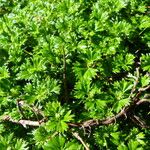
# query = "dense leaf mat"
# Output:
<box><xmin>0</xmin><ymin>0</ymin><xmax>150</xmax><ymax>149</ymax></box>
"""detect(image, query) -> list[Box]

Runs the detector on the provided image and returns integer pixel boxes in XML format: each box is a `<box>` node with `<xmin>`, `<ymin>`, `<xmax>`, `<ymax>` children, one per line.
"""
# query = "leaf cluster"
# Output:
<box><xmin>0</xmin><ymin>0</ymin><xmax>150</xmax><ymax>149</ymax></box>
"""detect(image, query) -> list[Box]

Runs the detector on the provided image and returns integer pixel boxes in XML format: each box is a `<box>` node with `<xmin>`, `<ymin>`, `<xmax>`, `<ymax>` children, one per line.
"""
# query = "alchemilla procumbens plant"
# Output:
<box><xmin>0</xmin><ymin>0</ymin><xmax>150</xmax><ymax>149</ymax></box>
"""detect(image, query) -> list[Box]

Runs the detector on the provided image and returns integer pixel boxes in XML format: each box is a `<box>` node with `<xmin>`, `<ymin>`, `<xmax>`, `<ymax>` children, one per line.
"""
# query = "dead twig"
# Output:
<box><xmin>2</xmin><ymin>96</ymin><xmax>150</xmax><ymax>129</ymax></box>
<box><xmin>2</xmin><ymin>71</ymin><xmax>150</xmax><ymax>130</ymax></box>
<box><xmin>129</xmin><ymin>115</ymin><xmax>149</xmax><ymax>128</ymax></box>
<box><xmin>136</xmin><ymin>99</ymin><xmax>150</xmax><ymax>105</ymax></box>
<box><xmin>17</xmin><ymin>100</ymin><xmax>27</xmax><ymax>119</ymax></box>
<box><xmin>72</xmin><ymin>132</ymin><xmax>90</xmax><ymax>150</ymax></box>
<box><xmin>139</xmin><ymin>85</ymin><xmax>150</xmax><ymax>92</ymax></box>
<box><xmin>17</xmin><ymin>99</ymin><xmax>45</xmax><ymax>121</ymax></box>
<box><xmin>2</xmin><ymin>116</ymin><xmax>44</xmax><ymax>128</ymax></box>
<box><xmin>130</xmin><ymin>67</ymin><xmax>140</xmax><ymax>98</ymax></box>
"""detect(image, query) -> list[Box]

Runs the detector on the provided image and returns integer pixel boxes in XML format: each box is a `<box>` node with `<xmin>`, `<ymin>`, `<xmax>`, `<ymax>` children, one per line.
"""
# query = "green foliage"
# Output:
<box><xmin>0</xmin><ymin>0</ymin><xmax>150</xmax><ymax>149</ymax></box>
<box><xmin>43</xmin><ymin>136</ymin><xmax>83</xmax><ymax>150</ymax></box>
<box><xmin>141</xmin><ymin>54</ymin><xmax>150</xmax><ymax>72</ymax></box>
<box><xmin>0</xmin><ymin>134</ymin><xmax>28</xmax><ymax>150</ymax></box>
<box><xmin>44</xmin><ymin>102</ymin><xmax>74</xmax><ymax>132</ymax></box>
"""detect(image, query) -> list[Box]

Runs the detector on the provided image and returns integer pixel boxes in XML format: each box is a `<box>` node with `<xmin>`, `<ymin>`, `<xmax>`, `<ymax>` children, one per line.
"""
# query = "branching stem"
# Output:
<box><xmin>63</xmin><ymin>48</ymin><xmax>69</xmax><ymax>103</ymax></box>
<box><xmin>72</xmin><ymin>132</ymin><xmax>90</xmax><ymax>150</ymax></box>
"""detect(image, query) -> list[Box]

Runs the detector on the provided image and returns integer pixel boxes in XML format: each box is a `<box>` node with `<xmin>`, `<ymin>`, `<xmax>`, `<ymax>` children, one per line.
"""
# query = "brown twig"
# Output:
<box><xmin>72</xmin><ymin>132</ymin><xmax>90</xmax><ymax>150</ymax></box>
<box><xmin>2</xmin><ymin>116</ymin><xmax>44</xmax><ymax>128</ymax></box>
<box><xmin>17</xmin><ymin>99</ymin><xmax>45</xmax><ymax>121</ymax></box>
<box><xmin>1</xmin><ymin>106</ymin><xmax>129</xmax><ymax>128</ymax></box>
<box><xmin>139</xmin><ymin>85</ymin><xmax>150</xmax><ymax>92</ymax></box>
<box><xmin>136</xmin><ymin>99</ymin><xmax>150</xmax><ymax>105</ymax></box>
<box><xmin>2</xmin><ymin>79</ymin><xmax>150</xmax><ymax>129</ymax></box>
<box><xmin>130</xmin><ymin>67</ymin><xmax>139</xmax><ymax>98</ymax></box>
<box><xmin>2</xmin><ymin>96</ymin><xmax>150</xmax><ymax>129</ymax></box>
<box><xmin>17</xmin><ymin>100</ymin><xmax>27</xmax><ymax>119</ymax></box>
<box><xmin>68</xmin><ymin>108</ymin><xmax>129</xmax><ymax>128</ymax></box>
<box><xmin>129</xmin><ymin>115</ymin><xmax>149</xmax><ymax>128</ymax></box>
<box><xmin>133</xmin><ymin>85</ymin><xmax>150</xmax><ymax>102</ymax></box>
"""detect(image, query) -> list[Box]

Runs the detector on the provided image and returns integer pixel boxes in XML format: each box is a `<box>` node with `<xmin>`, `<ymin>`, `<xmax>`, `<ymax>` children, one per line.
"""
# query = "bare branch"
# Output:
<box><xmin>72</xmin><ymin>132</ymin><xmax>90</xmax><ymax>150</ymax></box>
<box><xmin>136</xmin><ymin>99</ymin><xmax>150</xmax><ymax>105</ymax></box>
<box><xmin>2</xmin><ymin>96</ymin><xmax>150</xmax><ymax>129</ymax></box>
<box><xmin>17</xmin><ymin>99</ymin><xmax>45</xmax><ymax>121</ymax></box>
<box><xmin>129</xmin><ymin>115</ymin><xmax>150</xmax><ymax>128</ymax></box>
<box><xmin>130</xmin><ymin>67</ymin><xmax>140</xmax><ymax>98</ymax></box>
<box><xmin>2</xmin><ymin>116</ymin><xmax>44</xmax><ymax>128</ymax></box>
<box><xmin>133</xmin><ymin>85</ymin><xmax>150</xmax><ymax>102</ymax></box>
<box><xmin>2</xmin><ymin>79</ymin><xmax>150</xmax><ymax>130</ymax></box>
<box><xmin>68</xmin><ymin>108</ymin><xmax>129</xmax><ymax>128</ymax></box>
<box><xmin>17</xmin><ymin>99</ymin><xmax>27</xmax><ymax>119</ymax></box>
<box><xmin>139</xmin><ymin>85</ymin><xmax>150</xmax><ymax>92</ymax></box>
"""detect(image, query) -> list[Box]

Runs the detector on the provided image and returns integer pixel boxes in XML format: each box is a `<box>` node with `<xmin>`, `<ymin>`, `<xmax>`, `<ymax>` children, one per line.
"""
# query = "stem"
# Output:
<box><xmin>72</xmin><ymin>132</ymin><xmax>90</xmax><ymax>150</ymax></box>
<box><xmin>2</xmin><ymin>83</ymin><xmax>150</xmax><ymax>129</ymax></box>
<box><xmin>130</xmin><ymin>67</ymin><xmax>139</xmax><ymax>98</ymax></box>
<box><xmin>63</xmin><ymin>48</ymin><xmax>69</xmax><ymax>103</ymax></box>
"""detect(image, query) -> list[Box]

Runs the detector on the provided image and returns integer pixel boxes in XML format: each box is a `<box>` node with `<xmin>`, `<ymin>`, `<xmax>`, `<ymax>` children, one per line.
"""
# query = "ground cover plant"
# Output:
<box><xmin>0</xmin><ymin>0</ymin><xmax>150</xmax><ymax>149</ymax></box>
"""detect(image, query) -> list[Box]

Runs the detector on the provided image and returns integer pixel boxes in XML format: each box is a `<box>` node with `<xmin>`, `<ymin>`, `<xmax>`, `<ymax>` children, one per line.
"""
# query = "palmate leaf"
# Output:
<box><xmin>73</xmin><ymin>62</ymin><xmax>87</xmax><ymax>79</ymax></box>
<box><xmin>63</xmin><ymin>110</ymin><xmax>74</xmax><ymax>122</ymax></box>
<box><xmin>113</xmin><ymin>79</ymin><xmax>133</xmax><ymax>94</ymax></box>
<box><xmin>0</xmin><ymin>66</ymin><xmax>9</xmax><ymax>80</ymax></box>
<box><xmin>0</xmin><ymin>134</ymin><xmax>13</xmax><ymax>149</ymax></box>
<box><xmin>0</xmin><ymin>0</ymin><xmax>150</xmax><ymax>149</ymax></box>
<box><xmin>74</xmin><ymin>65</ymin><xmax>97</xmax><ymax>99</ymax></box>
<box><xmin>33</xmin><ymin>126</ymin><xmax>49</xmax><ymax>148</ymax></box>
<box><xmin>17</xmin><ymin>56</ymin><xmax>47</xmax><ymax>80</ymax></box>
<box><xmin>46</xmin><ymin>77</ymin><xmax>60</xmax><ymax>94</ymax></box>
<box><xmin>74</xmin><ymin>79</ymin><xmax>91</xmax><ymax>99</ymax></box>
<box><xmin>14</xmin><ymin>139</ymin><xmax>28</xmax><ymax>150</ymax></box>
<box><xmin>43</xmin><ymin>136</ymin><xmax>82</xmax><ymax>150</ymax></box>
<box><xmin>110</xmin><ymin>132</ymin><xmax>120</xmax><ymax>145</ymax></box>
<box><xmin>84</xmin><ymin>99</ymin><xmax>108</xmax><ymax>118</ymax></box>
<box><xmin>112</xmin><ymin>53</ymin><xmax>135</xmax><ymax>73</ymax></box>
<box><xmin>81</xmin><ymin>49</ymin><xmax>100</xmax><ymax>66</ymax></box>
<box><xmin>83</xmin><ymin>68</ymin><xmax>97</xmax><ymax>80</ymax></box>
<box><xmin>113</xmin><ymin>98</ymin><xmax>130</xmax><ymax>113</ymax></box>
<box><xmin>77</xmin><ymin>40</ymin><xmax>88</xmax><ymax>51</ymax></box>
<box><xmin>43</xmin><ymin>136</ymin><xmax>65</xmax><ymax>150</ymax></box>
<box><xmin>44</xmin><ymin>102</ymin><xmax>74</xmax><ymax>132</ymax></box>
<box><xmin>85</xmin><ymin>99</ymin><xmax>107</xmax><ymax>111</ymax></box>
<box><xmin>142</xmin><ymin>32</ymin><xmax>150</xmax><ymax>48</ymax></box>
<box><xmin>44</xmin><ymin>101</ymin><xmax>61</xmax><ymax>116</ymax></box>
<box><xmin>73</xmin><ymin>62</ymin><xmax>97</xmax><ymax>80</ymax></box>
<box><xmin>45</xmin><ymin>115</ymin><xmax>73</xmax><ymax>133</ymax></box>
<box><xmin>139</xmin><ymin>16</ymin><xmax>150</xmax><ymax>29</ymax></box>
<box><xmin>112</xmin><ymin>80</ymin><xmax>132</xmax><ymax>112</ymax></box>
<box><xmin>141</xmin><ymin>54</ymin><xmax>150</xmax><ymax>72</ymax></box>
<box><xmin>117</xmin><ymin>143</ymin><xmax>128</xmax><ymax>150</ymax></box>
<box><xmin>22</xmin><ymin>77</ymin><xmax>60</xmax><ymax>103</ymax></box>
<box><xmin>128</xmin><ymin>140</ymin><xmax>144</xmax><ymax>150</ymax></box>
<box><xmin>0</xmin><ymin>133</ymin><xmax>28</xmax><ymax>150</ymax></box>
<box><xmin>141</xmin><ymin>75</ymin><xmax>150</xmax><ymax>87</ymax></box>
